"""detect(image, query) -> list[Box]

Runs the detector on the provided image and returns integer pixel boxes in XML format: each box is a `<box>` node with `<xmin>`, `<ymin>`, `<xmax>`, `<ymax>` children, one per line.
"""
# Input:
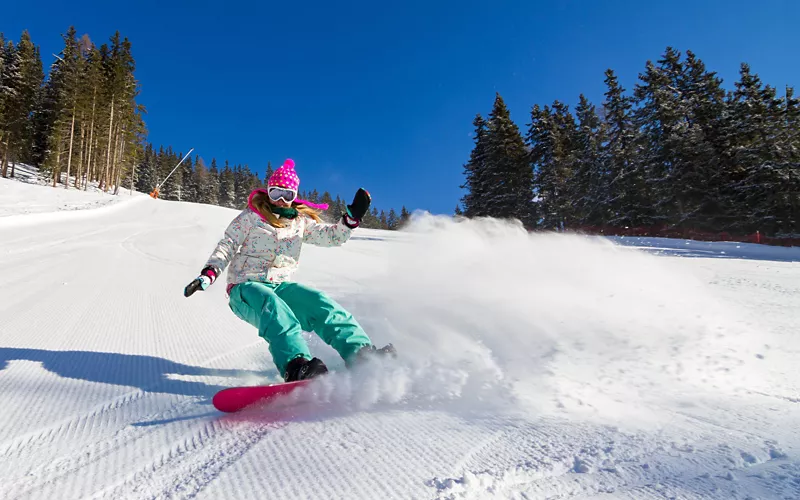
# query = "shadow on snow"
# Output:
<box><xmin>0</xmin><ymin>347</ymin><xmax>275</xmax><ymax>397</ymax></box>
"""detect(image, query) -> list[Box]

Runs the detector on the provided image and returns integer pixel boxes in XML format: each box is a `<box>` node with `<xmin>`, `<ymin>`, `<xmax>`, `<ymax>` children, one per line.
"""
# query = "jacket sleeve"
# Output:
<box><xmin>204</xmin><ymin>209</ymin><xmax>254</xmax><ymax>274</ymax></box>
<box><xmin>302</xmin><ymin>216</ymin><xmax>353</xmax><ymax>247</ymax></box>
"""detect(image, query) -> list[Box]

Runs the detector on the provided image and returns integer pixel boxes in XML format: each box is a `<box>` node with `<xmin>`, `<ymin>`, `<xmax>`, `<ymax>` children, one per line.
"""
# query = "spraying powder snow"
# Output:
<box><xmin>295</xmin><ymin>214</ymin><xmax>766</xmax><ymax>429</ymax></box>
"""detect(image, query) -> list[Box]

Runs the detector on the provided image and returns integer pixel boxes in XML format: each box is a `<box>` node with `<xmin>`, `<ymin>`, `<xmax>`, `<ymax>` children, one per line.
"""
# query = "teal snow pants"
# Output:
<box><xmin>228</xmin><ymin>281</ymin><xmax>372</xmax><ymax>377</ymax></box>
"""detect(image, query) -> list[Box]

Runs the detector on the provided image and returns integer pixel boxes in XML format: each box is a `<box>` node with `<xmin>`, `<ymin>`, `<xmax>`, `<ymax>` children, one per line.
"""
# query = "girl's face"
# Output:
<box><xmin>270</xmin><ymin>198</ymin><xmax>292</xmax><ymax>208</ymax></box>
<box><xmin>266</xmin><ymin>186</ymin><xmax>296</xmax><ymax>208</ymax></box>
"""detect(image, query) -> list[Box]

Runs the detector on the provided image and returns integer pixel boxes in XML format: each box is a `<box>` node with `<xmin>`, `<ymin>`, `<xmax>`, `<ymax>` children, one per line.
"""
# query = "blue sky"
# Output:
<box><xmin>4</xmin><ymin>0</ymin><xmax>800</xmax><ymax>214</ymax></box>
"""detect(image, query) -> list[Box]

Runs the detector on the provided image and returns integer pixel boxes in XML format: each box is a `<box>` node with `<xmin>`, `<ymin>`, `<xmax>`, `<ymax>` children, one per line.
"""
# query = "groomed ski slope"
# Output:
<box><xmin>0</xmin><ymin>164</ymin><xmax>138</xmax><ymax>221</ymax></box>
<box><xmin>1</xmin><ymin>182</ymin><xmax>799</xmax><ymax>500</ymax></box>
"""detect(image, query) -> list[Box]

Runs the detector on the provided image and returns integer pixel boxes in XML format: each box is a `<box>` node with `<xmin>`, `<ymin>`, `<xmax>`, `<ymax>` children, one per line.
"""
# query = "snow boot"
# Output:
<box><xmin>284</xmin><ymin>356</ymin><xmax>329</xmax><ymax>382</ymax></box>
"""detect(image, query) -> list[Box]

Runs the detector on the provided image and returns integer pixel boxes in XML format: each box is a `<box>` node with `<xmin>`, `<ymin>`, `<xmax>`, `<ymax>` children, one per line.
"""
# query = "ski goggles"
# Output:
<box><xmin>267</xmin><ymin>186</ymin><xmax>298</xmax><ymax>203</ymax></box>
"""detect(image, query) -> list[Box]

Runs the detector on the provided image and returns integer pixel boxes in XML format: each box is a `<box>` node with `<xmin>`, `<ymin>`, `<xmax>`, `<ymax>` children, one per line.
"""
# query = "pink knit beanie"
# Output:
<box><xmin>268</xmin><ymin>159</ymin><xmax>300</xmax><ymax>191</ymax></box>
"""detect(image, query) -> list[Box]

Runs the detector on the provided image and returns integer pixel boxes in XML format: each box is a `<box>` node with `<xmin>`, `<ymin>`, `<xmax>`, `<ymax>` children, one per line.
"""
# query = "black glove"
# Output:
<box><xmin>343</xmin><ymin>188</ymin><xmax>371</xmax><ymax>229</ymax></box>
<box><xmin>184</xmin><ymin>266</ymin><xmax>217</xmax><ymax>297</ymax></box>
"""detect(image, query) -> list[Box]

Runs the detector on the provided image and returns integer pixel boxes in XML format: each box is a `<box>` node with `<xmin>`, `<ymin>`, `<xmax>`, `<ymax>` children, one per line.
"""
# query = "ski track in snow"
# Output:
<box><xmin>1</xmin><ymin>182</ymin><xmax>799</xmax><ymax>499</ymax></box>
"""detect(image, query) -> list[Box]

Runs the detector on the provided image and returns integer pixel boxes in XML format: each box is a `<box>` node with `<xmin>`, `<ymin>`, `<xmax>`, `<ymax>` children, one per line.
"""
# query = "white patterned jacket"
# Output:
<box><xmin>204</xmin><ymin>201</ymin><xmax>352</xmax><ymax>287</ymax></box>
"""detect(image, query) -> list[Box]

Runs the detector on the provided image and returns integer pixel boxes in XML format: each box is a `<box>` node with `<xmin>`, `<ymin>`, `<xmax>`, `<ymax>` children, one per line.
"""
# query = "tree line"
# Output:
<box><xmin>459</xmin><ymin>47</ymin><xmax>799</xmax><ymax>237</ymax></box>
<box><xmin>140</xmin><ymin>146</ymin><xmax>411</xmax><ymax>230</ymax></box>
<box><xmin>1</xmin><ymin>27</ymin><xmax>409</xmax><ymax>230</ymax></box>
<box><xmin>1</xmin><ymin>28</ymin><xmax>144</xmax><ymax>192</ymax></box>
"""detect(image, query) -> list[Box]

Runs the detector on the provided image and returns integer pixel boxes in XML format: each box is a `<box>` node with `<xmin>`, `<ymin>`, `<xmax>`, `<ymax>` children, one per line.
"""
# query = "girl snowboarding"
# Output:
<box><xmin>184</xmin><ymin>159</ymin><xmax>394</xmax><ymax>382</ymax></box>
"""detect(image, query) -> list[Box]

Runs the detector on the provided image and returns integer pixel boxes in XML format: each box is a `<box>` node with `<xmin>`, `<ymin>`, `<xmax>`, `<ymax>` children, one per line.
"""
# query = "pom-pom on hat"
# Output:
<box><xmin>268</xmin><ymin>159</ymin><xmax>300</xmax><ymax>191</ymax></box>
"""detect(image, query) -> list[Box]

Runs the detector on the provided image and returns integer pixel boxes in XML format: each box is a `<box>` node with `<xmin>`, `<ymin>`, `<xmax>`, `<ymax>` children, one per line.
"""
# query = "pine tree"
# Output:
<box><xmin>1</xmin><ymin>37</ymin><xmax>22</xmax><ymax>177</ymax></box>
<box><xmin>41</xmin><ymin>27</ymin><xmax>83</xmax><ymax>186</ymax></box>
<box><xmin>603</xmin><ymin>69</ymin><xmax>651</xmax><ymax>226</ymax></box>
<box><xmin>484</xmin><ymin>93</ymin><xmax>533</xmax><ymax>226</ymax></box>
<box><xmin>121</xmin><ymin>109</ymin><xmax>146</xmax><ymax>195</ymax></box>
<box><xmin>725</xmin><ymin>64</ymin><xmax>791</xmax><ymax>234</ymax></box>
<box><xmin>460</xmin><ymin>114</ymin><xmax>489</xmax><ymax>217</ymax></box>
<box><xmin>0</xmin><ymin>34</ymin><xmax>8</xmax><ymax>160</ymax></box>
<box><xmin>160</xmin><ymin>147</ymin><xmax>183</xmax><ymax>200</ymax></box>
<box><xmin>399</xmin><ymin>206</ymin><xmax>411</xmax><ymax>227</ymax></box>
<box><xmin>387</xmin><ymin>208</ymin><xmax>399</xmax><ymax>229</ymax></box>
<box><xmin>779</xmin><ymin>86</ymin><xmax>800</xmax><ymax>235</ymax></box>
<box><xmin>234</xmin><ymin>164</ymin><xmax>258</xmax><ymax>208</ymax></box>
<box><xmin>72</xmin><ymin>39</ymin><xmax>102</xmax><ymax>189</ymax></box>
<box><xmin>205</xmin><ymin>158</ymin><xmax>220</xmax><ymax>205</ymax></box>
<box><xmin>0</xmin><ymin>33</ymin><xmax>5</xmax><ymax>112</ymax></box>
<box><xmin>135</xmin><ymin>143</ymin><xmax>156</xmax><ymax>192</ymax></box>
<box><xmin>528</xmin><ymin>104</ymin><xmax>555</xmax><ymax>227</ymax></box>
<box><xmin>96</xmin><ymin>32</ymin><xmax>142</xmax><ymax>193</ymax></box>
<box><xmin>192</xmin><ymin>156</ymin><xmax>213</xmax><ymax>204</ymax></box>
<box><xmin>379</xmin><ymin>210</ymin><xmax>388</xmax><ymax>229</ymax></box>
<box><xmin>320</xmin><ymin>191</ymin><xmax>333</xmax><ymax>206</ymax></box>
<box><xmin>679</xmin><ymin>50</ymin><xmax>728</xmax><ymax>229</ymax></box>
<box><xmin>572</xmin><ymin>94</ymin><xmax>607</xmax><ymax>225</ymax></box>
<box><xmin>263</xmin><ymin>161</ymin><xmax>274</xmax><ymax>186</ymax></box>
<box><xmin>315</xmin><ymin>191</ymin><xmax>333</xmax><ymax>221</ymax></box>
<box><xmin>2</xmin><ymin>31</ymin><xmax>43</xmax><ymax>176</ymax></box>
<box><xmin>529</xmin><ymin>101</ymin><xmax>580</xmax><ymax>229</ymax></box>
<box><xmin>633</xmin><ymin>51</ymin><xmax>682</xmax><ymax>224</ymax></box>
<box><xmin>551</xmin><ymin>101</ymin><xmax>578</xmax><ymax>228</ymax></box>
<box><xmin>218</xmin><ymin>160</ymin><xmax>236</xmax><ymax>208</ymax></box>
<box><xmin>179</xmin><ymin>155</ymin><xmax>197</xmax><ymax>202</ymax></box>
<box><xmin>632</xmin><ymin>47</ymin><xmax>724</xmax><ymax>228</ymax></box>
<box><xmin>362</xmin><ymin>207</ymin><xmax>380</xmax><ymax>228</ymax></box>
<box><xmin>332</xmin><ymin>194</ymin><xmax>345</xmax><ymax>219</ymax></box>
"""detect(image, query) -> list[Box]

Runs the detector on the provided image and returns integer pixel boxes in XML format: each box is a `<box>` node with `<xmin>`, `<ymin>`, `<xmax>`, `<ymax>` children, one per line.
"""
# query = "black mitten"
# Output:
<box><xmin>343</xmin><ymin>188</ymin><xmax>371</xmax><ymax>229</ymax></box>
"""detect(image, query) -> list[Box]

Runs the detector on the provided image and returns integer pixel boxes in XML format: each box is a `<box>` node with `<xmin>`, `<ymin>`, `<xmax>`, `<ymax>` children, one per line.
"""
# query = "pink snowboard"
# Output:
<box><xmin>212</xmin><ymin>379</ymin><xmax>313</xmax><ymax>413</ymax></box>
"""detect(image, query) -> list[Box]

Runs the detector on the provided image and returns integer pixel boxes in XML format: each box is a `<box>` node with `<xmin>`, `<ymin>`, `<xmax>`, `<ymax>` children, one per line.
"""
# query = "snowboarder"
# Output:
<box><xmin>184</xmin><ymin>159</ymin><xmax>394</xmax><ymax>382</ymax></box>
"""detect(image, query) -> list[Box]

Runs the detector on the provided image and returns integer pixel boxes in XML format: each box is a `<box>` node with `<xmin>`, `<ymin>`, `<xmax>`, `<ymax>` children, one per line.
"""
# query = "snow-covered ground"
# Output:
<box><xmin>0</xmin><ymin>164</ymin><xmax>141</xmax><ymax>222</ymax></box>
<box><xmin>610</xmin><ymin>235</ymin><xmax>799</xmax><ymax>263</ymax></box>
<box><xmin>0</xmin><ymin>179</ymin><xmax>798</xmax><ymax>499</ymax></box>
